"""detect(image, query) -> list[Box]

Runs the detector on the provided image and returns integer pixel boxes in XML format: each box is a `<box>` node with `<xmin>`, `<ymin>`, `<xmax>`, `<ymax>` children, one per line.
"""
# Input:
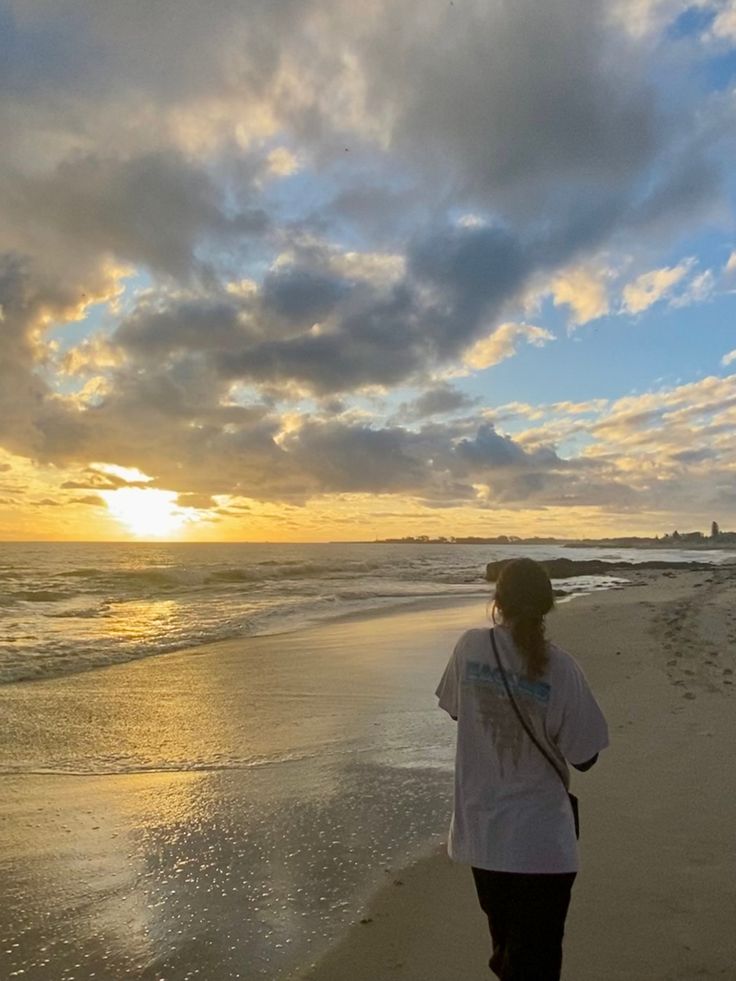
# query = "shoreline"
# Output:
<box><xmin>3</xmin><ymin>556</ymin><xmax>696</xmax><ymax>689</ymax></box>
<box><xmin>2</xmin><ymin>566</ymin><xmax>735</xmax><ymax>979</ymax></box>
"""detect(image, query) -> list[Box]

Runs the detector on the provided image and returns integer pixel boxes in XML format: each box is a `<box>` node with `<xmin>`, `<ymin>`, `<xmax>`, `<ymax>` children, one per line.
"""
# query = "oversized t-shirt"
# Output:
<box><xmin>435</xmin><ymin>624</ymin><xmax>609</xmax><ymax>874</ymax></box>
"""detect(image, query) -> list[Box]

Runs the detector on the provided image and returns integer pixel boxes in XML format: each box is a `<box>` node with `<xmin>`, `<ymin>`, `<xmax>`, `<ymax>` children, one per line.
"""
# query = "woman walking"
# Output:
<box><xmin>436</xmin><ymin>557</ymin><xmax>608</xmax><ymax>980</ymax></box>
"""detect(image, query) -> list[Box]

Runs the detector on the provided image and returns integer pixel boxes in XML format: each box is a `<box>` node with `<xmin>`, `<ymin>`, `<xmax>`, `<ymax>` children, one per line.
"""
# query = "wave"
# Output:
<box><xmin>0</xmin><ymin>749</ymin><xmax>320</xmax><ymax>777</ymax></box>
<box><xmin>14</xmin><ymin>590</ymin><xmax>70</xmax><ymax>603</ymax></box>
<box><xmin>58</xmin><ymin>567</ymin><xmax>104</xmax><ymax>578</ymax></box>
<box><xmin>112</xmin><ymin>568</ymin><xmax>209</xmax><ymax>587</ymax></box>
<box><xmin>45</xmin><ymin>608</ymin><xmax>105</xmax><ymax>619</ymax></box>
<box><xmin>207</xmin><ymin>569</ymin><xmax>262</xmax><ymax>583</ymax></box>
<box><xmin>4</xmin><ymin>541</ymin><xmax>698</xmax><ymax>689</ymax></box>
<box><xmin>11</xmin><ymin>560</ymin><xmax>484</xmax><ymax>599</ymax></box>
<box><xmin>0</xmin><ymin>620</ymin><xmax>249</xmax><ymax>684</ymax></box>
<box><xmin>0</xmin><ymin>586</ymin><xmax>483</xmax><ymax>685</ymax></box>
<box><xmin>206</xmin><ymin>562</ymin><xmax>388</xmax><ymax>584</ymax></box>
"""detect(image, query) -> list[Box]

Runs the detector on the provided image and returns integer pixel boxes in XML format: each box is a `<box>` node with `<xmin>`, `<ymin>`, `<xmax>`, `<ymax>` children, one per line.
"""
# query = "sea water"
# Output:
<box><xmin>1</xmin><ymin>540</ymin><xmax>733</xmax><ymax>684</ymax></box>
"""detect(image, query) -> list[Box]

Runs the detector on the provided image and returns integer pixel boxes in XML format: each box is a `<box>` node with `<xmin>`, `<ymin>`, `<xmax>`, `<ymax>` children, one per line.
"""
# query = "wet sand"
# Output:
<box><xmin>2</xmin><ymin>570</ymin><xmax>736</xmax><ymax>980</ymax></box>
<box><xmin>0</xmin><ymin>597</ymin><xmax>480</xmax><ymax>980</ymax></box>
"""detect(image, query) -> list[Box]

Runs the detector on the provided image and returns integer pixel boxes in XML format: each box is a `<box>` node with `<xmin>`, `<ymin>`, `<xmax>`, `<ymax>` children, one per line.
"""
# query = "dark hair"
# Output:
<box><xmin>492</xmin><ymin>558</ymin><xmax>554</xmax><ymax>679</ymax></box>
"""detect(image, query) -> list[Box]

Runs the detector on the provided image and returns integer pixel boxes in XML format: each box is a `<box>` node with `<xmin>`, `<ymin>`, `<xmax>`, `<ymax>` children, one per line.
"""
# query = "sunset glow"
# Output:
<box><xmin>99</xmin><ymin>489</ymin><xmax>202</xmax><ymax>538</ymax></box>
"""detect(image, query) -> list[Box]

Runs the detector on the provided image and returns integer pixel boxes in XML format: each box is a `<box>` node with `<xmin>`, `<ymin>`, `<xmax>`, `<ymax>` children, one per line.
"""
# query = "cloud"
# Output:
<box><xmin>116</xmin><ymin>293</ymin><xmax>254</xmax><ymax>356</ymax></box>
<box><xmin>279</xmin><ymin>421</ymin><xmax>432</xmax><ymax>494</ymax></box>
<box><xmin>366</xmin><ymin>0</ymin><xmax>661</xmax><ymax>214</ymax></box>
<box><xmin>463</xmin><ymin>323</ymin><xmax>555</xmax><ymax>370</ymax></box>
<box><xmin>58</xmin><ymin>333</ymin><xmax>125</xmax><ymax>377</ymax></box>
<box><xmin>453</xmin><ymin>423</ymin><xmax>558</xmax><ymax>470</ymax></box>
<box><xmin>613</xmin><ymin>0</ymin><xmax>701</xmax><ymax>38</ymax></box>
<box><xmin>176</xmin><ymin>493</ymin><xmax>217</xmax><ymax>509</ymax></box>
<box><xmin>621</xmin><ymin>259</ymin><xmax>694</xmax><ymax>313</ymax></box>
<box><xmin>398</xmin><ymin>383</ymin><xmax>479</xmax><ymax>421</ymax></box>
<box><xmin>710</xmin><ymin>1</ymin><xmax>736</xmax><ymax>42</ymax></box>
<box><xmin>205</xmin><ymin>224</ymin><xmax>560</xmax><ymax>394</ymax></box>
<box><xmin>265</xmin><ymin>146</ymin><xmax>301</xmax><ymax>177</ymax></box>
<box><xmin>3</xmin><ymin>150</ymin><xmax>268</xmax><ymax>280</ymax></box>
<box><xmin>550</xmin><ymin>265</ymin><xmax>612</xmax><ymax>326</ymax></box>
<box><xmin>669</xmin><ymin>268</ymin><xmax>714</xmax><ymax>307</ymax></box>
<box><xmin>260</xmin><ymin>265</ymin><xmax>350</xmax><ymax>324</ymax></box>
<box><xmin>69</xmin><ymin>494</ymin><xmax>107</xmax><ymax>507</ymax></box>
<box><xmin>0</xmin><ymin>0</ymin><xmax>733</xmax><ymax>531</ymax></box>
<box><xmin>724</xmin><ymin>250</ymin><xmax>736</xmax><ymax>282</ymax></box>
<box><xmin>722</xmin><ymin>349</ymin><xmax>736</xmax><ymax>366</ymax></box>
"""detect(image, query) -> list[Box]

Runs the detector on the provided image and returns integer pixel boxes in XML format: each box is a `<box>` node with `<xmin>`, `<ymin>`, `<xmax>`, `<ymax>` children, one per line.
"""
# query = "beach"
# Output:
<box><xmin>2</xmin><ymin>566</ymin><xmax>736</xmax><ymax>980</ymax></box>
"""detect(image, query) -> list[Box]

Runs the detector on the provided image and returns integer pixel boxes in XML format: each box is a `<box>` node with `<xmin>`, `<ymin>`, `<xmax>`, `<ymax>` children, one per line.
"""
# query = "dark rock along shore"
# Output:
<box><xmin>484</xmin><ymin>557</ymin><xmax>726</xmax><ymax>582</ymax></box>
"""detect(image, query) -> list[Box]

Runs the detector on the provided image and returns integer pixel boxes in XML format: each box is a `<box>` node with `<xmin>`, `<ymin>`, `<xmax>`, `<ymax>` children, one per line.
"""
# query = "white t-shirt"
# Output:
<box><xmin>435</xmin><ymin>625</ymin><xmax>609</xmax><ymax>874</ymax></box>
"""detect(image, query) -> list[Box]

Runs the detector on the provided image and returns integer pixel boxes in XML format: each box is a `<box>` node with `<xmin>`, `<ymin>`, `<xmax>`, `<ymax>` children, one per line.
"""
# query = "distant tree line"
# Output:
<box><xmin>664</xmin><ymin>521</ymin><xmax>736</xmax><ymax>545</ymax></box>
<box><xmin>374</xmin><ymin>522</ymin><xmax>736</xmax><ymax>547</ymax></box>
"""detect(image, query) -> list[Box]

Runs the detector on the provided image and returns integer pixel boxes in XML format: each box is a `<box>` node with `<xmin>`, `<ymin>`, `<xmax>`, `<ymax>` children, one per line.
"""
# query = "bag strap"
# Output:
<box><xmin>490</xmin><ymin>628</ymin><xmax>569</xmax><ymax>791</ymax></box>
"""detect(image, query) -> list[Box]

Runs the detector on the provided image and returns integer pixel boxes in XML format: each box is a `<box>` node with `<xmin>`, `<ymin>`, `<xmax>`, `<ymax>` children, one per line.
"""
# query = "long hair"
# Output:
<box><xmin>492</xmin><ymin>558</ymin><xmax>554</xmax><ymax>679</ymax></box>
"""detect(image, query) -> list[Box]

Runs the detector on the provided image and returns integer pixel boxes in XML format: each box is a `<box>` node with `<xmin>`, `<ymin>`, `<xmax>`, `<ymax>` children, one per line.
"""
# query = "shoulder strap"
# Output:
<box><xmin>490</xmin><ymin>628</ymin><xmax>568</xmax><ymax>791</ymax></box>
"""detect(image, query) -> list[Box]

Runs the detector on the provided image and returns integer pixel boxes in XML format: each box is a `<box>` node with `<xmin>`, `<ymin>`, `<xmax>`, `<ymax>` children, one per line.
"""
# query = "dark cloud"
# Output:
<box><xmin>278</xmin><ymin>419</ymin><xmax>565</xmax><ymax>499</ymax></box>
<box><xmin>454</xmin><ymin>423</ymin><xmax>561</xmax><ymax>473</ymax></box>
<box><xmin>60</xmin><ymin>470</ymin><xmax>150</xmax><ymax>491</ymax></box>
<box><xmin>116</xmin><ymin>296</ymin><xmax>253</xmax><ymax>356</ymax></box>
<box><xmin>261</xmin><ymin>266</ymin><xmax>350</xmax><ymax>324</ymax></box>
<box><xmin>669</xmin><ymin>448</ymin><xmax>717</xmax><ymax>464</ymax></box>
<box><xmin>213</xmin><ymin>222</ymin><xmax>566</xmax><ymax>394</ymax></box>
<box><xmin>398</xmin><ymin>383</ymin><xmax>479</xmax><ymax>421</ymax></box>
<box><xmin>176</xmin><ymin>493</ymin><xmax>217</xmax><ymax>509</ymax></box>
<box><xmin>0</xmin><ymin>5</ymin><xmax>97</xmax><ymax>96</ymax></box>
<box><xmin>453</xmin><ymin>424</ymin><xmax>533</xmax><ymax>469</ymax></box>
<box><xmin>0</xmin><ymin>253</ymin><xmax>58</xmax><ymax>456</ymax></box>
<box><xmin>5</xmin><ymin>151</ymin><xmax>266</xmax><ymax>279</ymax></box>
<box><xmin>281</xmin><ymin>420</ymin><xmax>431</xmax><ymax>494</ymax></box>
<box><xmin>359</xmin><ymin>0</ymin><xmax>660</xmax><ymax>212</ymax></box>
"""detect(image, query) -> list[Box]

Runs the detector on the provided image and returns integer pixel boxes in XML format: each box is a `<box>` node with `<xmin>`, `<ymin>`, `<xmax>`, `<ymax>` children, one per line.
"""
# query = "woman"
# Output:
<box><xmin>435</xmin><ymin>557</ymin><xmax>608</xmax><ymax>980</ymax></box>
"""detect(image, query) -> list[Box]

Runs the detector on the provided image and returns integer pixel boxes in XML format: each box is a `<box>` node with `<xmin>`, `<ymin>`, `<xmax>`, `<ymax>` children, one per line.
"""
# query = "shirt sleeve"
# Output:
<box><xmin>553</xmin><ymin>659</ymin><xmax>609</xmax><ymax>765</ymax></box>
<box><xmin>435</xmin><ymin>634</ymin><xmax>464</xmax><ymax>719</ymax></box>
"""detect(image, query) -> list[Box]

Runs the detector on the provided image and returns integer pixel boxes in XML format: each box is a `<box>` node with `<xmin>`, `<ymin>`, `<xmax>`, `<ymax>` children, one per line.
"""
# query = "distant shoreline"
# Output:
<box><xmin>367</xmin><ymin>537</ymin><xmax>736</xmax><ymax>549</ymax></box>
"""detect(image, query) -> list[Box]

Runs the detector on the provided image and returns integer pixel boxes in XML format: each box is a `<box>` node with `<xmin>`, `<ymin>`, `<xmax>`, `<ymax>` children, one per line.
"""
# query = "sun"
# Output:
<box><xmin>100</xmin><ymin>488</ymin><xmax>200</xmax><ymax>538</ymax></box>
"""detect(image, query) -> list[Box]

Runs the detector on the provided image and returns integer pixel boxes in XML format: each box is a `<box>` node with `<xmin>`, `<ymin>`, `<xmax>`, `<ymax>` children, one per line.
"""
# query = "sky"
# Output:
<box><xmin>1</xmin><ymin>0</ymin><xmax>736</xmax><ymax>542</ymax></box>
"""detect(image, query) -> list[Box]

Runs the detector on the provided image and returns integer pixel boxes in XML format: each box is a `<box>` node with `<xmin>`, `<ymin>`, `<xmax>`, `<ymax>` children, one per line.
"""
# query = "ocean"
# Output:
<box><xmin>2</xmin><ymin>540</ymin><xmax>733</xmax><ymax>685</ymax></box>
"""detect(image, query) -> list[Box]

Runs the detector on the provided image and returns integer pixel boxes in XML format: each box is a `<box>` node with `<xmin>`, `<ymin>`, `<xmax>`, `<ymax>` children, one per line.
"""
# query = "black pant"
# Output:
<box><xmin>471</xmin><ymin>867</ymin><xmax>576</xmax><ymax>981</ymax></box>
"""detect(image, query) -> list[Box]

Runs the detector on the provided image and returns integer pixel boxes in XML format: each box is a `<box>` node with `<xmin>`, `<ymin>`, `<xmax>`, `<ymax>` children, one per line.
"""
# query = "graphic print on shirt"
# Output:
<box><xmin>465</xmin><ymin>660</ymin><xmax>550</xmax><ymax>776</ymax></box>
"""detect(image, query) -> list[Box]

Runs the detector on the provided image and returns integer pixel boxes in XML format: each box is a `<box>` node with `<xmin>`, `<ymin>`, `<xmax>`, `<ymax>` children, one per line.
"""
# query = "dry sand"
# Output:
<box><xmin>299</xmin><ymin>568</ymin><xmax>736</xmax><ymax>981</ymax></box>
<box><xmin>2</xmin><ymin>569</ymin><xmax>735</xmax><ymax>980</ymax></box>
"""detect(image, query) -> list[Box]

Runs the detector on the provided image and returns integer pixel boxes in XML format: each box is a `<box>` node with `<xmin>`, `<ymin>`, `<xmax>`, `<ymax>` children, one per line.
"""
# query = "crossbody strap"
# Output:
<box><xmin>490</xmin><ymin>628</ymin><xmax>568</xmax><ymax>791</ymax></box>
